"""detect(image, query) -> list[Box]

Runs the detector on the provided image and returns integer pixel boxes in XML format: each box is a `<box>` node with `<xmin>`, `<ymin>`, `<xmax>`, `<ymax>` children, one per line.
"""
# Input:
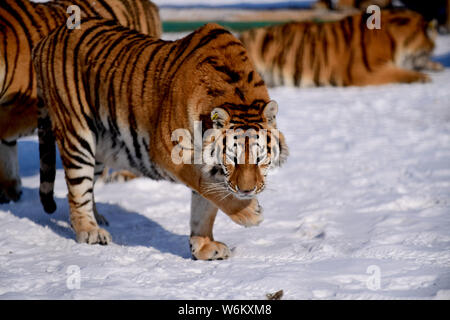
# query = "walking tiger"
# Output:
<box><xmin>32</xmin><ymin>19</ymin><xmax>288</xmax><ymax>260</ymax></box>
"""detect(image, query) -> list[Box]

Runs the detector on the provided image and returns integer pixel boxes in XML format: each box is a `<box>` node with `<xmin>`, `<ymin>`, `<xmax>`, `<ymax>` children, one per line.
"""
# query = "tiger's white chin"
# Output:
<box><xmin>234</xmin><ymin>193</ymin><xmax>256</xmax><ymax>200</ymax></box>
<box><xmin>228</xmin><ymin>188</ymin><xmax>257</xmax><ymax>200</ymax></box>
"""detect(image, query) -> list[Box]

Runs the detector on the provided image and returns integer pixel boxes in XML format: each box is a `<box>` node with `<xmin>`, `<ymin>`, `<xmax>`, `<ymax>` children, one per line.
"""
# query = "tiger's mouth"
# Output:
<box><xmin>226</xmin><ymin>181</ymin><xmax>260</xmax><ymax>200</ymax></box>
<box><xmin>202</xmin><ymin>164</ymin><xmax>263</xmax><ymax>200</ymax></box>
<box><xmin>402</xmin><ymin>50</ymin><xmax>431</xmax><ymax>70</ymax></box>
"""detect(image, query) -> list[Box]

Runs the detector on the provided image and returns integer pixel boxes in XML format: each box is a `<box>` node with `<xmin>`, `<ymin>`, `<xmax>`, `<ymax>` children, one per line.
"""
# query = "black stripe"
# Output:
<box><xmin>340</xmin><ymin>18</ymin><xmax>352</xmax><ymax>45</ymax></box>
<box><xmin>310</xmin><ymin>27</ymin><xmax>318</xmax><ymax>85</ymax></box>
<box><xmin>346</xmin><ymin>49</ymin><xmax>354</xmax><ymax>86</ymax></box>
<box><xmin>247</xmin><ymin>71</ymin><xmax>254</xmax><ymax>83</ymax></box>
<box><xmin>234</xmin><ymin>87</ymin><xmax>245</xmax><ymax>101</ymax></box>
<box><xmin>389</xmin><ymin>17</ymin><xmax>411</xmax><ymax>26</ymax></box>
<box><xmin>219</xmin><ymin>40</ymin><xmax>243</xmax><ymax>50</ymax></box>
<box><xmin>75</xmin><ymin>199</ymin><xmax>91</xmax><ymax>209</ymax></box>
<box><xmin>211</xmin><ymin>64</ymin><xmax>241</xmax><ymax>84</ymax></box>
<box><xmin>294</xmin><ymin>24</ymin><xmax>308</xmax><ymax>87</ymax></box>
<box><xmin>67</xmin><ymin>176</ymin><xmax>93</xmax><ymax>186</ymax></box>
<box><xmin>96</xmin><ymin>0</ymin><xmax>118</xmax><ymax>20</ymax></box>
<box><xmin>254</xmin><ymin>80</ymin><xmax>265</xmax><ymax>87</ymax></box>
<box><xmin>82</xmin><ymin>188</ymin><xmax>94</xmax><ymax>197</ymax></box>
<box><xmin>261</xmin><ymin>32</ymin><xmax>273</xmax><ymax>58</ymax></box>
<box><xmin>360</xmin><ymin>15</ymin><xmax>372</xmax><ymax>72</ymax></box>
<box><xmin>322</xmin><ymin>25</ymin><xmax>329</xmax><ymax>67</ymax></box>
<box><xmin>207</xmin><ymin>88</ymin><xmax>225</xmax><ymax>97</ymax></box>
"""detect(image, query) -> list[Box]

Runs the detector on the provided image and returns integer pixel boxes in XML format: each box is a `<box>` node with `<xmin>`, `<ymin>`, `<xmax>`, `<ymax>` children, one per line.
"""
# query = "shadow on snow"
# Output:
<box><xmin>1</xmin><ymin>186</ymin><xmax>191</xmax><ymax>259</ymax></box>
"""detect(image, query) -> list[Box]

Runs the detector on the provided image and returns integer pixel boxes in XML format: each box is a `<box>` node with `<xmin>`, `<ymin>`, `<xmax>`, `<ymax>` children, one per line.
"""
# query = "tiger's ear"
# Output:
<box><xmin>427</xmin><ymin>19</ymin><xmax>438</xmax><ymax>38</ymax></box>
<box><xmin>263</xmin><ymin>100</ymin><xmax>278</xmax><ymax>125</ymax></box>
<box><xmin>428</xmin><ymin>19</ymin><xmax>437</xmax><ymax>30</ymax></box>
<box><xmin>211</xmin><ymin>107</ymin><xmax>230</xmax><ymax>129</ymax></box>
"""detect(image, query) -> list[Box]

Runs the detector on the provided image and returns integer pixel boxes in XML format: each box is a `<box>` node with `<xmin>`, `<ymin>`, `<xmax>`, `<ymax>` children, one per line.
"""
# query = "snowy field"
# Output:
<box><xmin>1</xmin><ymin>32</ymin><xmax>450</xmax><ymax>299</ymax></box>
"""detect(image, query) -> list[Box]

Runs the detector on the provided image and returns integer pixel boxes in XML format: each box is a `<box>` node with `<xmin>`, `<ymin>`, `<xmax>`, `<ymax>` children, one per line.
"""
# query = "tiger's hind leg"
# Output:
<box><xmin>0</xmin><ymin>96</ymin><xmax>39</xmax><ymax>204</ymax></box>
<box><xmin>189</xmin><ymin>191</ymin><xmax>231</xmax><ymax>260</ymax></box>
<box><xmin>92</xmin><ymin>161</ymin><xmax>109</xmax><ymax>226</ymax></box>
<box><xmin>58</xmin><ymin>132</ymin><xmax>111</xmax><ymax>245</ymax></box>
<box><xmin>0</xmin><ymin>140</ymin><xmax>22</xmax><ymax>203</ymax></box>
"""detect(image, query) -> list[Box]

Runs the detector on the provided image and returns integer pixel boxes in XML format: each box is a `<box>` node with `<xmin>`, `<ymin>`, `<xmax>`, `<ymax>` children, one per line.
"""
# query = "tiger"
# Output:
<box><xmin>32</xmin><ymin>18</ymin><xmax>289</xmax><ymax>260</ymax></box>
<box><xmin>0</xmin><ymin>0</ymin><xmax>161</xmax><ymax>204</ymax></box>
<box><xmin>317</xmin><ymin>0</ymin><xmax>450</xmax><ymax>33</ymax></box>
<box><xmin>239</xmin><ymin>9</ymin><xmax>444</xmax><ymax>88</ymax></box>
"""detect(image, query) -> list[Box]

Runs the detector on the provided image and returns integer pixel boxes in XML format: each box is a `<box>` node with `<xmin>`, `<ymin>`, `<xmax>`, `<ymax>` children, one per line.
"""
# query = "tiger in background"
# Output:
<box><xmin>239</xmin><ymin>10</ymin><xmax>444</xmax><ymax>88</ymax></box>
<box><xmin>315</xmin><ymin>0</ymin><xmax>450</xmax><ymax>33</ymax></box>
<box><xmin>0</xmin><ymin>0</ymin><xmax>161</xmax><ymax>204</ymax></box>
<box><xmin>32</xmin><ymin>19</ymin><xmax>288</xmax><ymax>260</ymax></box>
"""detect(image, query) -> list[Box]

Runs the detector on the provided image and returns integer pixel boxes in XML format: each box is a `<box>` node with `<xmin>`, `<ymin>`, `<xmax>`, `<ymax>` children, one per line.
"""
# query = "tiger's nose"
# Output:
<box><xmin>236</xmin><ymin>186</ymin><xmax>256</xmax><ymax>195</ymax></box>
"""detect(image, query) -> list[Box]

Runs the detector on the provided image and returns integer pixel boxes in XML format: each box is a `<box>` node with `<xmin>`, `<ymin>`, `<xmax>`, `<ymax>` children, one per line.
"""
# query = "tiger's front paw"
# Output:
<box><xmin>418</xmin><ymin>73</ymin><xmax>431</xmax><ymax>83</ymax></box>
<box><xmin>229</xmin><ymin>198</ymin><xmax>264</xmax><ymax>227</ymax></box>
<box><xmin>190</xmin><ymin>236</ymin><xmax>231</xmax><ymax>260</ymax></box>
<box><xmin>427</xmin><ymin>61</ymin><xmax>444</xmax><ymax>72</ymax></box>
<box><xmin>76</xmin><ymin>227</ymin><xmax>112</xmax><ymax>245</ymax></box>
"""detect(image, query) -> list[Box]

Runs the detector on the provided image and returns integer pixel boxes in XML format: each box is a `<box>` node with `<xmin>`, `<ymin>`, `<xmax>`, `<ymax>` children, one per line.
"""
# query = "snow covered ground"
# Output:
<box><xmin>1</xmin><ymin>33</ymin><xmax>450</xmax><ymax>299</ymax></box>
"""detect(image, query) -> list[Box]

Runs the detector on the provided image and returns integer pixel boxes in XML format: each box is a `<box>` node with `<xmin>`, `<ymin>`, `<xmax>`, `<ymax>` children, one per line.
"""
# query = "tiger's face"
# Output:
<box><xmin>202</xmin><ymin>100</ymin><xmax>288</xmax><ymax>200</ymax></box>
<box><xmin>388</xmin><ymin>12</ymin><xmax>438</xmax><ymax>70</ymax></box>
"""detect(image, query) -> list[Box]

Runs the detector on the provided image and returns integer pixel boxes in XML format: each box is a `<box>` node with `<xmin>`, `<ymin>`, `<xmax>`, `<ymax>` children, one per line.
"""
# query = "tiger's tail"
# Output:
<box><xmin>33</xmin><ymin>36</ymin><xmax>57</xmax><ymax>214</ymax></box>
<box><xmin>37</xmin><ymin>98</ymin><xmax>57</xmax><ymax>214</ymax></box>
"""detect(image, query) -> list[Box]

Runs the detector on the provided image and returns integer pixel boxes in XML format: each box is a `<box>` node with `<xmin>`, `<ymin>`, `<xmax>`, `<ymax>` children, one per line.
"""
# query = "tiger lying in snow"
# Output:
<box><xmin>240</xmin><ymin>9</ymin><xmax>444</xmax><ymax>87</ymax></box>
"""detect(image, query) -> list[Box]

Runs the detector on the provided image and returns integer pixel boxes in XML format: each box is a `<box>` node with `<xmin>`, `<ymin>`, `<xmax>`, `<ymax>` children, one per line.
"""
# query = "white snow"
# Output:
<box><xmin>1</xmin><ymin>33</ymin><xmax>450</xmax><ymax>300</ymax></box>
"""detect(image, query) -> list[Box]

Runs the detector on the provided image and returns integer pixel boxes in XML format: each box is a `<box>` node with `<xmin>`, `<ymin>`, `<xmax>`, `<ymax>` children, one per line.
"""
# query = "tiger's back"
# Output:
<box><xmin>240</xmin><ymin>9</ymin><xmax>442</xmax><ymax>87</ymax></box>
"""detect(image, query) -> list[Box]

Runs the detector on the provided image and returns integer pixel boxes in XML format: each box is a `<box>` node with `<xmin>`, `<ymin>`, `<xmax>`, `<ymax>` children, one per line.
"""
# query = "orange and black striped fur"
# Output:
<box><xmin>240</xmin><ymin>10</ymin><xmax>443</xmax><ymax>88</ymax></box>
<box><xmin>0</xmin><ymin>0</ymin><xmax>161</xmax><ymax>204</ymax></box>
<box><xmin>32</xmin><ymin>19</ymin><xmax>288</xmax><ymax>260</ymax></box>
